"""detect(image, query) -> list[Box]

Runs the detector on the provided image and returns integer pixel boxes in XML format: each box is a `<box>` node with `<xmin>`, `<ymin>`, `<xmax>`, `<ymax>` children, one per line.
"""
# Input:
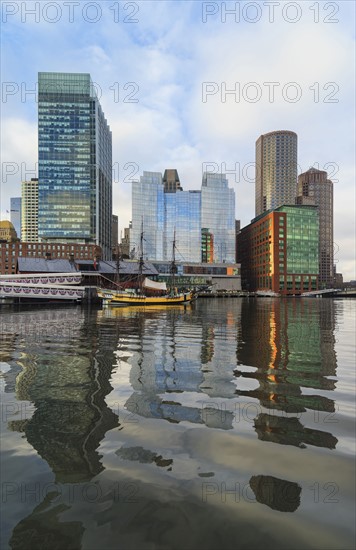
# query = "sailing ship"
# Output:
<box><xmin>97</xmin><ymin>229</ymin><xmax>196</xmax><ymax>306</ymax></box>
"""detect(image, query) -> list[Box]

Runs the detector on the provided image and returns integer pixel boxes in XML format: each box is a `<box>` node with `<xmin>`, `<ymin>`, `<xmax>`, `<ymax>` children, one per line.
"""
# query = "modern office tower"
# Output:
<box><xmin>10</xmin><ymin>198</ymin><xmax>21</xmax><ymax>239</ymax></box>
<box><xmin>164</xmin><ymin>190</ymin><xmax>201</xmax><ymax>262</ymax></box>
<box><xmin>201</xmin><ymin>172</ymin><xmax>236</xmax><ymax>262</ymax></box>
<box><xmin>131</xmin><ymin>172</ymin><xmax>165</xmax><ymax>260</ymax></box>
<box><xmin>163</xmin><ymin>169</ymin><xmax>182</xmax><ymax>193</ymax></box>
<box><xmin>237</xmin><ymin>205</ymin><xmax>319</xmax><ymax>295</ymax></box>
<box><xmin>38</xmin><ymin>72</ymin><xmax>112</xmax><ymax>259</ymax></box>
<box><xmin>296</xmin><ymin>168</ymin><xmax>333</xmax><ymax>288</ymax></box>
<box><xmin>21</xmin><ymin>178</ymin><xmax>39</xmax><ymax>242</ymax></box>
<box><xmin>255</xmin><ymin>130</ymin><xmax>298</xmax><ymax>216</ymax></box>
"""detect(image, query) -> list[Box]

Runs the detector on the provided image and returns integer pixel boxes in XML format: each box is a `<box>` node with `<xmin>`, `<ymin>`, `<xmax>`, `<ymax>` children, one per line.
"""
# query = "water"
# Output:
<box><xmin>0</xmin><ymin>298</ymin><xmax>355</xmax><ymax>550</ymax></box>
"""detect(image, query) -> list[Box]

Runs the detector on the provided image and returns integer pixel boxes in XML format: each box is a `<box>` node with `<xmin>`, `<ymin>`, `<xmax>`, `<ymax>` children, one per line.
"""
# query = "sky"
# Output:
<box><xmin>1</xmin><ymin>0</ymin><xmax>355</xmax><ymax>279</ymax></box>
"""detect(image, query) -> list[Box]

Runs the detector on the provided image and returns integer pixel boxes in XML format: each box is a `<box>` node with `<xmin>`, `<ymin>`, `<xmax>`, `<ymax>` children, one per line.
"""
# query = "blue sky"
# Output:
<box><xmin>1</xmin><ymin>0</ymin><xmax>355</xmax><ymax>279</ymax></box>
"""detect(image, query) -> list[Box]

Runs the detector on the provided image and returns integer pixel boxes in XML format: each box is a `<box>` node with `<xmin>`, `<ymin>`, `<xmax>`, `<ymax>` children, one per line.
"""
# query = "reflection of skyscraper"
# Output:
<box><xmin>7</xmin><ymin>309</ymin><xmax>118</xmax><ymax>482</ymax></box>
<box><xmin>106</xmin><ymin>302</ymin><xmax>241</xmax><ymax>429</ymax></box>
<box><xmin>38</xmin><ymin>72</ymin><xmax>112</xmax><ymax>259</ymax></box>
<box><xmin>236</xmin><ymin>299</ymin><xmax>338</xmax><ymax>449</ymax></box>
<box><xmin>255</xmin><ymin>130</ymin><xmax>298</xmax><ymax>216</ymax></box>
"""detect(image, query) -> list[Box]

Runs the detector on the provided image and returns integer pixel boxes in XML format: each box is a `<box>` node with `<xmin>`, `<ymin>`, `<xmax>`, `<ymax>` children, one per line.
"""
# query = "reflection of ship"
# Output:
<box><xmin>98</xmin><ymin>230</ymin><xmax>196</xmax><ymax>306</ymax></box>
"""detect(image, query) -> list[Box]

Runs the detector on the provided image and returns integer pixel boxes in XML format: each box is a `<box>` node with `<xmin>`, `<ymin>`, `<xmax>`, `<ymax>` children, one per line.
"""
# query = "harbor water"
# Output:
<box><xmin>1</xmin><ymin>298</ymin><xmax>355</xmax><ymax>550</ymax></box>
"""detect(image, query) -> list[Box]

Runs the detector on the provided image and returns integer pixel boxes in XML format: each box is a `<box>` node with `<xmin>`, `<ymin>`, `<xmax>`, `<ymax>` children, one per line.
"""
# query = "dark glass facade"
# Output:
<box><xmin>38</xmin><ymin>72</ymin><xmax>112</xmax><ymax>259</ymax></box>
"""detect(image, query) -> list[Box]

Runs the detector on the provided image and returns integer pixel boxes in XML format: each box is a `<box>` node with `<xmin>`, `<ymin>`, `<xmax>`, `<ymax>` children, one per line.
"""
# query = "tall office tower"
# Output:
<box><xmin>255</xmin><ymin>130</ymin><xmax>298</xmax><ymax>216</ymax></box>
<box><xmin>38</xmin><ymin>72</ymin><xmax>112</xmax><ymax>259</ymax></box>
<box><xmin>164</xmin><ymin>190</ymin><xmax>201</xmax><ymax>262</ymax></box>
<box><xmin>10</xmin><ymin>197</ymin><xmax>21</xmax><ymax>239</ymax></box>
<box><xmin>21</xmin><ymin>179</ymin><xmax>38</xmax><ymax>242</ymax></box>
<box><xmin>201</xmin><ymin>172</ymin><xmax>235</xmax><ymax>262</ymax></box>
<box><xmin>297</xmin><ymin>168</ymin><xmax>334</xmax><ymax>287</ymax></box>
<box><xmin>131</xmin><ymin>172</ymin><xmax>165</xmax><ymax>260</ymax></box>
<box><xmin>163</xmin><ymin>169</ymin><xmax>182</xmax><ymax>193</ymax></box>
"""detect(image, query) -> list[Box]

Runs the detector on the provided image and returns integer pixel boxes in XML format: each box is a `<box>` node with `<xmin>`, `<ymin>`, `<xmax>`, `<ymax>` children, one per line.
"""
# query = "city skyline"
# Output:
<box><xmin>1</xmin><ymin>1</ymin><xmax>355</xmax><ymax>278</ymax></box>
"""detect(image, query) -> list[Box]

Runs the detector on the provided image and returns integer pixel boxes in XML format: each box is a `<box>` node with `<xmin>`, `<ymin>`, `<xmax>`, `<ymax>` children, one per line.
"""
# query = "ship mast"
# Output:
<box><xmin>138</xmin><ymin>219</ymin><xmax>144</xmax><ymax>293</ymax></box>
<box><xmin>170</xmin><ymin>229</ymin><xmax>177</xmax><ymax>295</ymax></box>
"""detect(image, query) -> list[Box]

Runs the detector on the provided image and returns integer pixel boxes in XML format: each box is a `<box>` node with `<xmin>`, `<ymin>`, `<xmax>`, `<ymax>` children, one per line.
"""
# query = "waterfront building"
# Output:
<box><xmin>132</xmin><ymin>170</ymin><xmax>235</xmax><ymax>263</ymax></box>
<box><xmin>131</xmin><ymin>172</ymin><xmax>165</xmax><ymax>260</ymax></box>
<box><xmin>0</xmin><ymin>241</ymin><xmax>100</xmax><ymax>275</ymax></box>
<box><xmin>164</xmin><ymin>189</ymin><xmax>202</xmax><ymax>262</ymax></box>
<box><xmin>237</xmin><ymin>205</ymin><xmax>319</xmax><ymax>295</ymax></box>
<box><xmin>255</xmin><ymin>130</ymin><xmax>298</xmax><ymax>216</ymax></box>
<box><xmin>296</xmin><ymin>168</ymin><xmax>333</xmax><ymax>288</ymax></box>
<box><xmin>0</xmin><ymin>221</ymin><xmax>18</xmax><ymax>243</ymax></box>
<box><xmin>201</xmin><ymin>172</ymin><xmax>236</xmax><ymax>262</ymax></box>
<box><xmin>21</xmin><ymin>179</ymin><xmax>38</xmax><ymax>242</ymax></box>
<box><xmin>10</xmin><ymin>198</ymin><xmax>21</xmax><ymax>239</ymax></box>
<box><xmin>38</xmin><ymin>72</ymin><xmax>112</xmax><ymax>259</ymax></box>
<box><xmin>153</xmin><ymin>261</ymin><xmax>241</xmax><ymax>292</ymax></box>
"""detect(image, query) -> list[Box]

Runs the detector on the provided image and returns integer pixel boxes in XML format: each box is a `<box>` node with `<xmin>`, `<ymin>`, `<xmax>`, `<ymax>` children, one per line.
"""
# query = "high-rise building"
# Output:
<box><xmin>237</xmin><ymin>205</ymin><xmax>319</xmax><ymax>295</ymax></box>
<box><xmin>38</xmin><ymin>72</ymin><xmax>112</xmax><ymax>259</ymax></box>
<box><xmin>21</xmin><ymin>178</ymin><xmax>39</xmax><ymax>242</ymax></box>
<box><xmin>10</xmin><ymin>198</ymin><xmax>21</xmax><ymax>239</ymax></box>
<box><xmin>296</xmin><ymin>168</ymin><xmax>333</xmax><ymax>288</ymax></box>
<box><xmin>255</xmin><ymin>130</ymin><xmax>298</xmax><ymax>216</ymax></box>
<box><xmin>132</xmin><ymin>172</ymin><xmax>165</xmax><ymax>260</ymax></box>
<box><xmin>201</xmin><ymin>172</ymin><xmax>235</xmax><ymax>262</ymax></box>
<box><xmin>132</xmin><ymin>170</ymin><xmax>235</xmax><ymax>263</ymax></box>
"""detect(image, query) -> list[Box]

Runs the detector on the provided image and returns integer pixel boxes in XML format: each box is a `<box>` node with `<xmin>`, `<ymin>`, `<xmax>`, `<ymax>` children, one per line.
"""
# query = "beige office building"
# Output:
<box><xmin>296</xmin><ymin>168</ymin><xmax>334</xmax><ymax>288</ymax></box>
<box><xmin>21</xmin><ymin>178</ymin><xmax>39</xmax><ymax>242</ymax></box>
<box><xmin>255</xmin><ymin>130</ymin><xmax>298</xmax><ymax>216</ymax></box>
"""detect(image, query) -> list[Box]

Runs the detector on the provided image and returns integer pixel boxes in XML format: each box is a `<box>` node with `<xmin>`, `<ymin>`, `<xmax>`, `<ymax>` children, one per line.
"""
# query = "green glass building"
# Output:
<box><xmin>38</xmin><ymin>72</ymin><xmax>112</xmax><ymax>259</ymax></box>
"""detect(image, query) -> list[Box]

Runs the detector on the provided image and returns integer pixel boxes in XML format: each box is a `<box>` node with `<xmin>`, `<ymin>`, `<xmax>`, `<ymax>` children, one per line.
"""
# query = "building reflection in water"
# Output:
<box><xmin>249</xmin><ymin>475</ymin><xmax>301</xmax><ymax>513</ymax></box>
<box><xmin>104</xmin><ymin>303</ymin><xmax>242</xmax><ymax>431</ymax></box>
<box><xmin>2</xmin><ymin>308</ymin><xmax>119</xmax><ymax>549</ymax></box>
<box><xmin>236</xmin><ymin>299</ymin><xmax>338</xmax><ymax>449</ymax></box>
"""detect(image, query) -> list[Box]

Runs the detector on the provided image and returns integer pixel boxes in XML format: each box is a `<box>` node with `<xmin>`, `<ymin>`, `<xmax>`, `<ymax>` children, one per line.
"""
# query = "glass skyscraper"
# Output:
<box><xmin>38</xmin><ymin>72</ymin><xmax>112</xmax><ymax>259</ymax></box>
<box><xmin>131</xmin><ymin>172</ymin><xmax>165</xmax><ymax>260</ymax></box>
<box><xmin>201</xmin><ymin>172</ymin><xmax>236</xmax><ymax>262</ymax></box>
<box><xmin>164</xmin><ymin>190</ymin><xmax>201</xmax><ymax>262</ymax></box>
<box><xmin>132</xmin><ymin>170</ymin><xmax>235</xmax><ymax>263</ymax></box>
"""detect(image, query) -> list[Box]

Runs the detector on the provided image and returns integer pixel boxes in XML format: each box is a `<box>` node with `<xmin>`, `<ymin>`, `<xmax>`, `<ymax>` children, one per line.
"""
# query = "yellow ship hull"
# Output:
<box><xmin>97</xmin><ymin>289</ymin><xmax>195</xmax><ymax>306</ymax></box>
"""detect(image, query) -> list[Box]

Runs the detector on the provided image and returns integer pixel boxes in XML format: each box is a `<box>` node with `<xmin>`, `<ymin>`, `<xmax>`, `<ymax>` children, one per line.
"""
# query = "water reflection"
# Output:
<box><xmin>236</xmin><ymin>299</ymin><xmax>338</xmax><ymax>447</ymax></box>
<box><xmin>4</xmin><ymin>309</ymin><xmax>119</xmax><ymax>482</ymax></box>
<box><xmin>1</xmin><ymin>299</ymin><xmax>350</xmax><ymax>550</ymax></box>
<box><xmin>249</xmin><ymin>475</ymin><xmax>301</xmax><ymax>512</ymax></box>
